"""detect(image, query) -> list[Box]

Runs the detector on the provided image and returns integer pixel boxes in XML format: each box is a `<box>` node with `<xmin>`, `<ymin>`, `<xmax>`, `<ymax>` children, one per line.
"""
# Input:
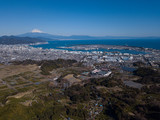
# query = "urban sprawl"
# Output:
<box><xmin>0</xmin><ymin>44</ymin><xmax>160</xmax><ymax>67</ymax></box>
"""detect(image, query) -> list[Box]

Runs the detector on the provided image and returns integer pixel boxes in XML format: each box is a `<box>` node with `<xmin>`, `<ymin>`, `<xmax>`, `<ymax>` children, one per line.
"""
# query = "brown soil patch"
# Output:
<box><xmin>63</xmin><ymin>74</ymin><xmax>81</xmax><ymax>84</ymax></box>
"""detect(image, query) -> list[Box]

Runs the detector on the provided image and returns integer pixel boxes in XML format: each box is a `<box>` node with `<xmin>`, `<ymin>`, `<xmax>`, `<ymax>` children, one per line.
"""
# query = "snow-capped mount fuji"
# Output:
<box><xmin>18</xmin><ymin>30</ymin><xmax>93</xmax><ymax>40</ymax></box>
<box><xmin>18</xmin><ymin>29</ymin><xmax>63</xmax><ymax>40</ymax></box>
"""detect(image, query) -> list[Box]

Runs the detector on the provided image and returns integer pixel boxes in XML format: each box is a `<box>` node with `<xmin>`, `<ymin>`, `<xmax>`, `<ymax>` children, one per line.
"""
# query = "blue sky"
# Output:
<box><xmin>0</xmin><ymin>0</ymin><xmax>160</xmax><ymax>36</ymax></box>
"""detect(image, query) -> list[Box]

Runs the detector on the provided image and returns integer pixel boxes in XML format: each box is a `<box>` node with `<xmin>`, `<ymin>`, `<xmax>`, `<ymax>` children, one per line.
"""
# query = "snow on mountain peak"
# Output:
<box><xmin>31</xmin><ymin>29</ymin><xmax>43</xmax><ymax>33</ymax></box>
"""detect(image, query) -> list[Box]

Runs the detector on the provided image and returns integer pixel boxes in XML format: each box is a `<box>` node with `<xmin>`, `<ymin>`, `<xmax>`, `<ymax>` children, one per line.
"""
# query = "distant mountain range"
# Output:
<box><xmin>18</xmin><ymin>32</ymin><xmax>160</xmax><ymax>40</ymax></box>
<box><xmin>0</xmin><ymin>36</ymin><xmax>46</xmax><ymax>45</ymax></box>
<box><xmin>18</xmin><ymin>32</ymin><xmax>95</xmax><ymax>40</ymax></box>
<box><xmin>0</xmin><ymin>32</ymin><xmax>160</xmax><ymax>45</ymax></box>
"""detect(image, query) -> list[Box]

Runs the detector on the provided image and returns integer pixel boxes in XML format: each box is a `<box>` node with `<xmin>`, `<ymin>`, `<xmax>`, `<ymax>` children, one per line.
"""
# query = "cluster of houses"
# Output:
<box><xmin>91</xmin><ymin>69</ymin><xmax>112</xmax><ymax>77</ymax></box>
<box><xmin>81</xmin><ymin>69</ymin><xmax>112</xmax><ymax>78</ymax></box>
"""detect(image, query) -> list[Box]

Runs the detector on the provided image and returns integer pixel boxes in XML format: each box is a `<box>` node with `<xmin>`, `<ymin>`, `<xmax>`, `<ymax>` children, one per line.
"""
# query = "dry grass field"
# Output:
<box><xmin>63</xmin><ymin>74</ymin><xmax>81</xmax><ymax>84</ymax></box>
<box><xmin>0</xmin><ymin>65</ymin><xmax>38</xmax><ymax>79</ymax></box>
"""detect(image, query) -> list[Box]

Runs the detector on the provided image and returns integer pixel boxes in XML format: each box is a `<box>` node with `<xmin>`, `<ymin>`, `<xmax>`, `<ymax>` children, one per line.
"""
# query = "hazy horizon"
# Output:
<box><xmin>0</xmin><ymin>29</ymin><xmax>160</xmax><ymax>38</ymax></box>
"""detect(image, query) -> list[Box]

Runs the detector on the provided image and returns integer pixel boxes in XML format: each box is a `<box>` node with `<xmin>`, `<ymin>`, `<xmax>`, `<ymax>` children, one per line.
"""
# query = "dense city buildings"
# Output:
<box><xmin>0</xmin><ymin>44</ymin><xmax>159</xmax><ymax>68</ymax></box>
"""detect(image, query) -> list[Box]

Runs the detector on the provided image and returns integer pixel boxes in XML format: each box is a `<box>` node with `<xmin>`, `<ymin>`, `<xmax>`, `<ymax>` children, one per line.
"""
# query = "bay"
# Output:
<box><xmin>32</xmin><ymin>39</ymin><xmax>160</xmax><ymax>50</ymax></box>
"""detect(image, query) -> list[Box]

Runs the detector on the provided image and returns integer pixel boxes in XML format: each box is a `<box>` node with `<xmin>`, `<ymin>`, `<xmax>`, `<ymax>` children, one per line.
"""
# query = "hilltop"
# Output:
<box><xmin>0</xmin><ymin>36</ymin><xmax>46</xmax><ymax>45</ymax></box>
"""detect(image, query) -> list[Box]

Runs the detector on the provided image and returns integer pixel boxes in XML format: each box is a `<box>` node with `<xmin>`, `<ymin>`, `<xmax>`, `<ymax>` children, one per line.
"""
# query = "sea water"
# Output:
<box><xmin>31</xmin><ymin>39</ymin><xmax>160</xmax><ymax>54</ymax></box>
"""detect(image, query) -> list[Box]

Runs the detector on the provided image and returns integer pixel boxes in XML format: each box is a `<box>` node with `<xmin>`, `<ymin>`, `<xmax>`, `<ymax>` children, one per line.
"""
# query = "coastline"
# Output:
<box><xmin>31</xmin><ymin>39</ymin><xmax>160</xmax><ymax>50</ymax></box>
